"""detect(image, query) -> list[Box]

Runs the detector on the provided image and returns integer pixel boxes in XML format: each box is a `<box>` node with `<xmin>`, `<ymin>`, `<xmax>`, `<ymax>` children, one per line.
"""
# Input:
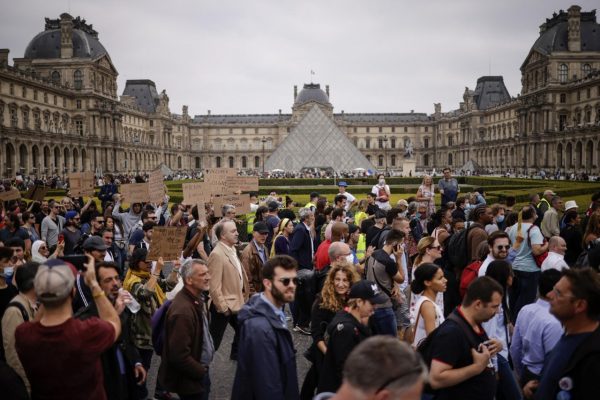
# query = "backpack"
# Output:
<box><xmin>151</xmin><ymin>299</ymin><xmax>172</xmax><ymax>355</ymax></box>
<box><xmin>5</xmin><ymin>302</ymin><xmax>29</xmax><ymax>322</ymax></box>
<box><xmin>459</xmin><ymin>260</ymin><xmax>483</xmax><ymax>298</ymax></box>
<box><xmin>446</xmin><ymin>222</ymin><xmax>472</xmax><ymax>270</ymax></box>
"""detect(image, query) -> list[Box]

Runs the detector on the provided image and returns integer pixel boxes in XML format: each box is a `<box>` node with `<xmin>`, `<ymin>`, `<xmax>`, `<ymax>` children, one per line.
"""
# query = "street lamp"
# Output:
<box><xmin>261</xmin><ymin>136</ymin><xmax>267</xmax><ymax>175</ymax></box>
<box><xmin>383</xmin><ymin>135</ymin><xmax>389</xmax><ymax>176</ymax></box>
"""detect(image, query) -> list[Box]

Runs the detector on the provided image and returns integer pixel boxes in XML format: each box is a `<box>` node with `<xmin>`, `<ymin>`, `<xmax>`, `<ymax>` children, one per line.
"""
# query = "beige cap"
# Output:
<box><xmin>34</xmin><ymin>260</ymin><xmax>75</xmax><ymax>305</ymax></box>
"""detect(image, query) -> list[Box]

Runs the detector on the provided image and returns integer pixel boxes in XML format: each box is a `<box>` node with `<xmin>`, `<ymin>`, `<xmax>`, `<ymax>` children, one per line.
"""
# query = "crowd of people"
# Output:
<box><xmin>0</xmin><ymin>168</ymin><xmax>599</xmax><ymax>400</ymax></box>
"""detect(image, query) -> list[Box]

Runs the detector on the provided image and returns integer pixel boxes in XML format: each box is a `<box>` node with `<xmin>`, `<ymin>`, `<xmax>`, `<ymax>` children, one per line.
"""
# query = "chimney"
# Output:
<box><xmin>0</xmin><ymin>49</ymin><xmax>8</xmax><ymax>67</ymax></box>
<box><xmin>294</xmin><ymin>85</ymin><xmax>297</xmax><ymax>101</ymax></box>
<box><xmin>326</xmin><ymin>85</ymin><xmax>330</xmax><ymax>97</ymax></box>
<box><xmin>207</xmin><ymin>109</ymin><xmax>211</xmax><ymax>115</ymax></box>
<box><xmin>278</xmin><ymin>109</ymin><xmax>282</xmax><ymax>115</ymax></box>
<box><xmin>59</xmin><ymin>13</ymin><xmax>74</xmax><ymax>59</ymax></box>
<box><xmin>182</xmin><ymin>105</ymin><xmax>188</xmax><ymax>116</ymax></box>
<box><xmin>567</xmin><ymin>5</ymin><xmax>582</xmax><ymax>52</ymax></box>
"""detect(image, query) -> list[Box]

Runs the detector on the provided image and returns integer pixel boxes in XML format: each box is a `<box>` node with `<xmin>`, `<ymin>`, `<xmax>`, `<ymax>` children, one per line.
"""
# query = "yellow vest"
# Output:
<box><xmin>356</xmin><ymin>233</ymin><xmax>367</xmax><ymax>260</ymax></box>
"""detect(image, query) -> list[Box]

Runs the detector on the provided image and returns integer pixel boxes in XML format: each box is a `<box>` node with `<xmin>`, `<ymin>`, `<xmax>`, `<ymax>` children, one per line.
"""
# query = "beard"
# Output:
<box><xmin>271</xmin><ymin>283</ymin><xmax>295</xmax><ymax>304</ymax></box>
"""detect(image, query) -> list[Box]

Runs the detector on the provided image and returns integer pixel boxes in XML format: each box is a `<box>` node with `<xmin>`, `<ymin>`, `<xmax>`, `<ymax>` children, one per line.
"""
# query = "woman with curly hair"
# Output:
<box><xmin>301</xmin><ymin>262</ymin><xmax>360</xmax><ymax>400</ymax></box>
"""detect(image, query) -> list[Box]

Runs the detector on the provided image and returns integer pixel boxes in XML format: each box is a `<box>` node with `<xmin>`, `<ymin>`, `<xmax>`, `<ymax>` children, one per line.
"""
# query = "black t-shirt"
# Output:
<box><xmin>366</xmin><ymin>204</ymin><xmax>379</xmax><ymax>216</ymax></box>
<box><xmin>365</xmin><ymin>226</ymin><xmax>383</xmax><ymax>249</ymax></box>
<box><xmin>430</xmin><ymin>309</ymin><xmax>497</xmax><ymax>400</ymax></box>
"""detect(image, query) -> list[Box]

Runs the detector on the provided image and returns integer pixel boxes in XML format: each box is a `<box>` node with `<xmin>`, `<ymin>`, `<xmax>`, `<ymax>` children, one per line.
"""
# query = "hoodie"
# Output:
<box><xmin>112</xmin><ymin>201</ymin><xmax>142</xmax><ymax>239</ymax></box>
<box><xmin>232</xmin><ymin>294</ymin><xmax>299</xmax><ymax>400</ymax></box>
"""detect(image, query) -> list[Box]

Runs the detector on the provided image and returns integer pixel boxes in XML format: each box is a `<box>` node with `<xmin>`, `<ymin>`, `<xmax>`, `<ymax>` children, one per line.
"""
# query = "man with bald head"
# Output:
<box><xmin>540</xmin><ymin>236</ymin><xmax>569</xmax><ymax>272</ymax></box>
<box><xmin>314</xmin><ymin>222</ymin><xmax>349</xmax><ymax>271</ymax></box>
<box><xmin>314</xmin><ymin>241</ymin><xmax>355</xmax><ymax>295</ymax></box>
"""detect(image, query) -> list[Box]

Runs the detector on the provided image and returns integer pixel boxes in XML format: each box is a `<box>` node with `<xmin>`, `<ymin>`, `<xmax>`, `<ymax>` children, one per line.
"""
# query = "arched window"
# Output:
<box><xmin>254</xmin><ymin>156</ymin><xmax>260</xmax><ymax>168</ymax></box>
<box><xmin>51</xmin><ymin>71</ymin><xmax>60</xmax><ymax>85</ymax></box>
<box><xmin>448</xmin><ymin>153</ymin><xmax>453</xmax><ymax>165</ymax></box>
<box><xmin>216</xmin><ymin>156</ymin><xmax>221</xmax><ymax>168</ymax></box>
<box><xmin>195</xmin><ymin>157</ymin><xmax>201</xmax><ymax>169</ymax></box>
<box><xmin>241</xmin><ymin>156</ymin><xmax>247</xmax><ymax>168</ymax></box>
<box><xmin>228</xmin><ymin>156</ymin><xmax>234</xmax><ymax>168</ymax></box>
<box><xmin>391</xmin><ymin>155</ymin><xmax>396</xmax><ymax>166</ymax></box>
<box><xmin>74</xmin><ymin>70</ymin><xmax>83</xmax><ymax>90</ymax></box>
<box><xmin>558</xmin><ymin>64</ymin><xmax>568</xmax><ymax>83</ymax></box>
<box><xmin>378</xmin><ymin>155</ymin><xmax>384</xmax><ymax>166</ymax></box>
<box><xmin>423</xmin><ymin>154</ymin><xmax>429</xmax><ymax>166</ymax></box>
<box><xmin>582</xmin><ymin>63</ymin><xmax>592</xmax><ymax>77</ymax></box>
<box><xmin>177</xmin><ymin>156</ymin><xmax>182</xmax><ymax>169</ymax></box>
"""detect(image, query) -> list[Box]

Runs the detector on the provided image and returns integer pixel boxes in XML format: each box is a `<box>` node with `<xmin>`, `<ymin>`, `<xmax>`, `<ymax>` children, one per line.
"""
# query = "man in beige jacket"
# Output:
<box><xmin>2</xmin><ymin>262</ymin><xmax>39</xmax><ymax>394</ymax></box>
<box><xmin>208</xmin><ymin>220</ymin><xmax>249</xmax><ymax>360</ymax></box>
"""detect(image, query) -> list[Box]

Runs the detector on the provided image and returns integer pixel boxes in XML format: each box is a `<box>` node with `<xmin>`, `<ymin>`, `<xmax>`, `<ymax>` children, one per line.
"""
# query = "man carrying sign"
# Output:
<box><xmin>112</xmin><ymin>194</ymin><xmax>143</xmax><ymax>240</ymax></box>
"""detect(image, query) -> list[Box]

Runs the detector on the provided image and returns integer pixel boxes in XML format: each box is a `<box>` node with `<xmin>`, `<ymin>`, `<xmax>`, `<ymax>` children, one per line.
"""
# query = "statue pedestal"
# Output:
<box><xmin>402</xmin><ymin>159</ymin><xmax>416</xmax><ymax>176</ymax></box>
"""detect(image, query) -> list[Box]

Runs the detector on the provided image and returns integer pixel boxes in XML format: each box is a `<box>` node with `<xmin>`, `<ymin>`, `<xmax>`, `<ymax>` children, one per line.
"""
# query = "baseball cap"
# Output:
<box><xmin>564</xmin><ymin>200</ymin><xmax>578</xmax><ymax>211</ymax></box>
<box><xmin>65</xmin><ymin>210</ymin><xmax>78</xmax><ymax>221</ymax></box>
<box><xmin>397</xmin><ymin>199</ymin><xmax>409</xmax><ymax>207</ymax></box>
<box><xmin>267</xmin><ymin>201</ymin><xmax>279</xmax><ymax>212</ymax></box>
<box><xmin>34</xmin><ymin>260</ymin><xmax>75</xmax><ymax>305</ymax></box>
<box><xmin>253</xmin><ymin>221</ymin><xmax>270</xmax><ymax>234</ymax></box>
<box><xmin>338</xmin><ymin>181</ymin><xmax>348</xmax><ymax>187</ymax></box>
<box><xmin>543</xmin><ymin>190</ymin><xmax>557</xmax><ymax>196</ymax></box>
<box><xmin>82</xmin><ymin>236</ymin><xmax>108</xmax><ymax>251</ymax></box>
<box><xmin>348</xmin><ymin>280</ymin><xmax>388</xmax><ymax>304</ymax></box>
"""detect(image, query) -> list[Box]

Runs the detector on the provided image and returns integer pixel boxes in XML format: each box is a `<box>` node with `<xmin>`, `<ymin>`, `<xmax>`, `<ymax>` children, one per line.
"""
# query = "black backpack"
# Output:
<box><xmin>446</xmin><ymin>222</ymin><xmax>473</xmax><ymax>270</ymax></box>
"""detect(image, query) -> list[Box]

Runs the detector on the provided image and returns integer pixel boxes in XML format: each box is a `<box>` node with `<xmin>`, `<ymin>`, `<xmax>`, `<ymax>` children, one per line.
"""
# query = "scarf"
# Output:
<box><xmin>123</xmin><ymin>268</ymin><xmax>166</xmax><ymax>306</ymax></box>
<box><xmin>270</xmin><ymin>218</ymin><xmax>290</xmax><ymax>257</ymax></box>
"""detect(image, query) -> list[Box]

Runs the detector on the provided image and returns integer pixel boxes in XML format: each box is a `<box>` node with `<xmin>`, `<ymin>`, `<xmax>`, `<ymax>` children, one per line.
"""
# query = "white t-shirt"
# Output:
<box><xmin>341</xmin><ymin>191</ymin><xmax>356</xmax><ymax>211</ymax></box>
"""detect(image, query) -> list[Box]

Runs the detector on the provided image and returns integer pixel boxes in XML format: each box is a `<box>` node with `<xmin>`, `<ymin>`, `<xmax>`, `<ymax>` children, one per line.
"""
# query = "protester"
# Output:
<box><xmin>271</xmin><ymin>218</ymin><xmax>293</xmax><ymax>257</ymax></box>
<box><xmin>371</xmin><ymin>174</ymin><xmax>391</xmax><ymax>210</ymax></box>
<box><xmin>560</xmin><ymin>210</ymin><xmax>583</xmax><ymax>266</ymax></box>
<box><xmin>416</xmin><ymin>175</ymin><xmax>436</xmax><ymax>218</ymax></box>
<box><xmin>0</xmin><ymin>213</ymin><xmax>31</xmax><ymax>253</ymax></box>
<box><xmin>410</xmin><ymin>263</ymin><xmax>446</xmax><ymax>348</ymax></box>
<box><xmin>541</xmin><ymin>236</ymin><xmax>569</xmax><ymax>272</ymax></box>
<box><xmin>15</xmin><ymin>257</ymin><xmax>121</xmax><ymax>400</ymax></box>
<box><xmin>207</xmin><ymin>220</ymin><xmax>249</xmax><ymax>361</ymax></box>
<box><xmin>527</xmin><ymin>268</ymin><xmax>600</xmax><ymax>399</ymax></box>
<box><xmin>159</xmin><ymin>259</ymin><xmax>213</xmax><ymax>400</ymax></box>
<box><xmin>466</xmin><ymin>204</ymin><xmax>493</xmax><ymax>264</ymax></box>
<box><xmin>40</xmin><ymin>201</ymin><xmax>65</xmax><ymax>253</ymax></box>
<box><xmin>112</xmin><ymin>194</ymin><xmax>143</xmax><ymax>240</ymax></box>
<box><xmin>314</xmin><ymin>336</ymin><xmax>426</xmax><ymax>400</ymax></box>
<box><xmin>541</xmin><ymin>196</ymin><xmax>563</xmax><ymax>239</ymax></box>
<box><xmin>510</xmin><ymin>269</ymin><xmax>563</xmax><ymax>388</ymax></box>
<box><xmin>477</xmin><ymin>231</ymin><xmax>519</xmax><ymax>277</ymax></box>
<box><xmin>438</xmin><ymin>168</ymin><xmax>460</xmax><ymax>207</ymax></box>
<box><xmin>301</xmin><ymin>262</ymin><xmax>360</xmax><ymax>400</ymax></box>
<box><xmin>21</xmin><ymin>211</ymin><xmax>39</xmax><ymax>243</ymax></box>
<box><xmin>232</xmin><ymin>255</ymin><xmax>299</xmax><ymax>400</ymax></box>
<box><xmin>317</xmin><ymin>280</ymin><xmax>385</xmax><ymax>393</ymax></box>
<box><xmin>241</xmin><ymin>221</ymin><xmax>270</xmax><ymax>296</ymax></box>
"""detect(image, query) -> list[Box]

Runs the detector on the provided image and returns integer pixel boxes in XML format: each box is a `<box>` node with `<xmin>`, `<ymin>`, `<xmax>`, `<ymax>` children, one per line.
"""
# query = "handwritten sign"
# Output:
<box><xmin>183</xmin><ymin>182</ymin><xmax>212</xmax><ymax>204</ymax></box>
<box><xmin>148</xmin><ymin>169</ymin><xmax>165</xmax><ymax>204</ymax></box>
<box><xmin>196</xmin><ymin>202</ymin><xmax>207</xmax><ymax>226</ymax></box>
<box><xmin>24</xmin><ymin>185</ymin><xmax>49</xmax><ymax>202</ymax></box>
<box><xmin>0</xmin><ymin>188</ymin><xmax>21</xmax><ymax>201</ymax></box>
<box><xmin>69</xmin><ymin>172</ymin><xmax>95</xmax><ymax>197</ymax></box>
<box><xmin>213</xmin><ymin>194</ymin><xmax>251</xmax><ymax>216</ymax></box>
<box><xmin>147</xmin><ymin>226</ymin><xmax>187</xmax><ymax>261</ymax></box>
<box><xmin>204</xmin><ymin>168</ymin><xmax>236</xmax><ymax>187</ymax></box>
<box><xmin>120</xmin><ymin>183</ymin><xmax>149</xmax><ymax>204</ymax></box>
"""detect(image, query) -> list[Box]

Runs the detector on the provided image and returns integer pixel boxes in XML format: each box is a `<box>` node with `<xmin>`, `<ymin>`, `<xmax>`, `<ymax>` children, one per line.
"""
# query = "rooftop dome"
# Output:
<box><xmin>23</xmin><ymin>14</ymin><xmax>108</xmax><ymax>60</ymax></box>
<box><xmin>294</xmin><ymin>83</ymin><xmax>331</xmax><ymax>107</ymax></box>
<box><xmin>531</xmin><ymin>8</ymin><xmax>600</xmax><ymax>55</ymax></box>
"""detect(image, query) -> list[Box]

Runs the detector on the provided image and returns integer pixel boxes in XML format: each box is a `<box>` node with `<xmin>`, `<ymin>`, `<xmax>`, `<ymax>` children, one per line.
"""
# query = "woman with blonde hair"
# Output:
<box><xmin>416</xmin><ymin>175</ymin><xmax>436</xmax><ymax>217</ymax></box>
<box><xmin>353</xmin><ymin>199</ymin><xmax>369</xmax><ymax>228</ymax></box>
<box><xmin>301</xmin><ymin>262</ymin><xmax>360</xmax><ymax>399</ymax></box>
<box><xmin>411</xmin><ymin>236</ymin><xmax>445</xmax><ymax>318</ymax></box>
<box><xmin>271</xmin><ymin>217</ymin><xmax>293</xmax><ymax>257</ymax></box>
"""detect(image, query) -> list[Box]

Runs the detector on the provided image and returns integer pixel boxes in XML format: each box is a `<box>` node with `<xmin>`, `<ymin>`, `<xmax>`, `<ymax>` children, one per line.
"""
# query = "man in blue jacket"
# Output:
<box><xmin>232</xmin><ymin>255</ymin><xmax>299</xmax><ymax>400</ymax></box>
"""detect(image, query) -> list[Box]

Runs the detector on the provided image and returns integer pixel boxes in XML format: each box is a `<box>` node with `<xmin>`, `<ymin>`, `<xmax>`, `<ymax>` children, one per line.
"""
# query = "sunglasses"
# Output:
<box><xmin>278</xmin><ymin>277</ymin><xmax>299</xmax><ymax>286</ymax></box>
<box><xmin>496</xmin><ymin>245</ymin><xmax>511</xmax><ymax>250</ymax></box>
<box><xmin>96</xmin><ymin>220</ymin><xmax>105</xmax><ymax>224</ymax></box>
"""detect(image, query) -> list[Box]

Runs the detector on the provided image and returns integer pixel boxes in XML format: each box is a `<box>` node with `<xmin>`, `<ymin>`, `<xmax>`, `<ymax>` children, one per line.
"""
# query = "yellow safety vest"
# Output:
<box><xmin>356</xmin><ymin>233</ymin><xmax>367</xmax><ymax>261</ymax></box>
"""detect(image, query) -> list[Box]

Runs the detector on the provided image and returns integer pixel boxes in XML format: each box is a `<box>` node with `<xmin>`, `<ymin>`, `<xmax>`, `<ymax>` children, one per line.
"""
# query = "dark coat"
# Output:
<box><xmin>317</xmin><ymin>310</ymin><xmax>371</xmax><ymax>394</ymax></box>
<box><xmin>232</xmin><ymin>294</ymin><xmax>299</xmax><ymax>400</ymax></box>
<box><xmin>76</xmin><ymin>303</ymin><xmax>141</xmax><ymax>400</ymax></box>
<box><xmin>241</xmin><ymin>241</ymin><xmax>267</xmax><ymax>296</ymax></box>
<box><xmin>290</xmin><ymin>223</ymin><xmax>314</xmax><ymax>270</ymax></box>
<box><xmin>557</xmin><ymin>324</ymin><xmax>600</xmax><ymax>399</ymax></box>
<box><xmin>158</xmin><ymin>287</ymin><xmax>208</xmax><ymax>396</ymax></box>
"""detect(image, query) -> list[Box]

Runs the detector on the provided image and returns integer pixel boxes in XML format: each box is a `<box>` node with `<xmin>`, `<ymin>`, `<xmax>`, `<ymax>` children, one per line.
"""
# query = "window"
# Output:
<box><xmin>367</xmin><ymin>127</ymin><xmax>370</xmax><ymax>133</ymax></box>
<box><xmin>424</xmin><ymin>138</ymin><xmax>429</xmax><ymax>148</ymax></box>
<box><xmin>365</xmin><ymin>138</ymin><xmax>371</xmax><ymax>149</ymax></box>
<box><xmin>44</xmin><ymin>93</ymin><xmax>48</xmax><ymax>103</ymax></box>
<box><xmin>51</xmin><ymin>71</ymin><xmax>60</xmax><ymax>85</ymax></box>
<box><xmin>424</xmin><ymin>126</ymin><xmax>429</xmax><ymax>132</ymax></box>
<box><xmin>559</xmin><ymin>114</ymin><xmax>567</xmax><ymax>131</ymax></box>
<box><xmin>353</xmin><ymin>137</ymin><xmax>358</xmax><ymax>147</ymax></box>
<box><xmin>353</xmin><ymin>127</ymin><xmax>357</xmax><ymax>133</ymax></box>
<box><xmin>378</xmin><ymin>155</ymin><xmax>384</xmax><ymax>167</ymax></box>
<box><xmin>392</xmin><ymin>127</ymin><xmax>395</xmax><ymax>133</ymax></box>
<box><xmin>448</xmin><ymin>136</ymin><xmax>453</xmax><ymax>146</ymax></box>
<box><xmin>404</xmin><ymin>127</ymin><xmax>408</xmax><ymax>132</ymax></box>
<box><xmin>9</xmin><ymin>83</ymin><xmax>14</xmax><ymax>95</ymax></box>
<box><xmin>423</xmin><ymin>154</ymin><xmax>429</xmax><ymax>166</ymax></box>
<box><xmin>74</xmin><ymin>70</ymin><xmax>83</xmax><ymax>90</ymax></box>
<box><xmin>391</xmin><ymin>155</ymin><xmax>396</xmax><ymax>166</ymax></box>
<box><xmin>582</xmin><ymin>63</ymin><xmax>592</xmax><ymax>77</ymax></box>
<box><xmin>242</xmin><ymin>156</ymin><xmax>247</xmax><ymax>169</ymax></box>
<box><xmin>195</xmin><ymin>157</ymin><xmax>201</xmax><ymax>169</ymax></box>
<box><xmin>9</xmin><ymin>107</ymin><xmax>17</xmax><ymax>127</ymax></box>
<box><xmin>75</xmin><ymin>120</ymin><xmax>84</xmax><ymax>136</ymax></box>
<box><xmin>22</xmin><ymin>87</ymin><xmax>26</xmax><ymax>98</ymax></box>
<box><xmin>560</xmin><ymin>93</ymin><xmax>566</xmax><ymax>103</ymax></box>
<box><xmin>53</xmin><ymin>95</ymin><xmax>57</xmax><ymax>105</ymax></box>
<box><xmin>378</xmin><ymin>127</ymin><xmax>382</xmax><ymax>133</ymax></box>
<box><xmin>558</xmin><ymin>64</ymin><xmax>568</xmax><ymax>83</ymax></box>
<box><xmin>378</xmin><ymin>138</ymin><xmax>384</xmax><ymax>149</ymax></box>
<box><xmin>216</xmin><ymin>157</ymin><xmax>222</xmax><ymax>168</ymax></box>
<box><xmin>34</xmin><ymin>110</ymin><xmax>41</xmax><ymax>130</ymax></box>
<box><xmin>34</xmin><ymin>90</ymin><xmax>38</xmax><ymax>101</ymax></box>
<box><xmin>448</xmin><ymin>153</ymin><xmax>453</xmax><ymax>165</ymax></box>
<box><xmin>76</xmin><ymin>100</ymin><xmax>82</xmax><ymax>109</ymax></box>
<box><xmin>22</xmin><ymin>109</ymin><xmax>29</xmax><ymax>129</ymax></box>
<box><xmin>577</xmin><ymin>91</ymin><xmax>581</xmax><ymax>101</ymax></box>
<box><xmin>228</xmin><ymin>156</ymin><xmax>234</xmax><ymax>168</ymax></box>
<box><xmin>391</xmin><ymin>138</ymin><xmax>396</xmax><ymax>149</ymax></box>
<box><xmin>254</xmin><ymin>156</ymin><xmax>260</xmax><ymax>168</ymax></box>
<box><xmin>586</xmin><ymin>88</ymin><xmax>591</xmax><ymax>99</ymax></box>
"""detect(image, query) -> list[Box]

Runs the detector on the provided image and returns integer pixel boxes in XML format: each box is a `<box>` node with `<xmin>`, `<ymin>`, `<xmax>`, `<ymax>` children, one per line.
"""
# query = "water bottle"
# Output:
<box><xmin>118</xmin><ymin>288</ymin><xmax>141</xmax><ymax>314</ymax></box>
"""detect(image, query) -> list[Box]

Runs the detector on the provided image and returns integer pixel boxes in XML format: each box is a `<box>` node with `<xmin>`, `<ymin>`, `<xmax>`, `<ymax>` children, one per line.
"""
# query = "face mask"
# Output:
<box><xmin>496</xmin><ymin>215</ymin><xmax>505</xmax><ymax>223</ymax></box>
<box><xmin>445</xmin><ymin>223</ymin><xmax>451</xmax><ymax>231</ymax></box>
<box><xmin>2</xmin><ymin>266</ymin><xmax>14</xmax><ymax>279</ymax></box>
<box><xmin>379</xmin><ymin>179</ymin><xmax>385</xmax><ymax>185</ymax></box>
<box><xmin>339</xmin><ymin>237</ymin><xmax>345</xmax><ymax>243</ymax></box>
<box><xmin>345</xmin><ymin>254</ymin><xmax>355</xmax><ymax>264</ymax></box>
<box><xmin>464</xmin><ymin>202</ymin><xmax>470</xmax><ymax>208</ymax></box>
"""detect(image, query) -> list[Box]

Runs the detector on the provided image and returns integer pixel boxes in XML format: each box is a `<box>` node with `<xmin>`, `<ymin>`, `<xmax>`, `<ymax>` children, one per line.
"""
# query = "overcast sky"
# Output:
<box><xmin>2</xmin><ymin>1</ymin><xmax>598</xmax><ymax>116</ymax></box>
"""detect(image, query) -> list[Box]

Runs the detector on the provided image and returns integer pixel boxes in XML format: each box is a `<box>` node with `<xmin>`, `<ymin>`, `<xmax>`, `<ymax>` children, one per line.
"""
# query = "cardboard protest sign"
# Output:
<box><xmin>147</xmin><ymin>226</ymin><xmax>187</xmax><ymax>261</ymax></box>
<box><xmin>196</xmin><ymin>202</ymin><xmax>208</xmax><ymax>227</ymax></box>
<box><xmin>120</xmin><ymin>183</ymin><xmax>149</xmax><ymax>204</ymax></box>
<box><xmin>24</xmin><ymin>185</ymin><xmax>49</xmax><ymax>202</ymax></box>
<box><xmin>182</xmin><ymin>182</ymin><xmax>212</xmax><ymax>204</ymax></box>
<box><xmin>212</xmin><ymin>194</ymin><xmax>251</xmax><ymax>216</ymax></box>
<box><xmin>209</xmin><ymin>176</ymin><xmax>259</xmax><ymax>194</ymax></box>
<box><xmin>148</xmin><ymin>169</ymin><xmax>165</xmax><ymax>204</ymax></box>
<box><xmin>0</xmin><ymin>188</ymin><xmax>21</xmax><ymax>201</ymax></box>
<box><xmin>204</xmin><ymin>168</ymin><xmax>236</xmax><ymax>187</ymax></box>
<box><xmin>69</xmin><ymin>172</ymin><xmax>95</xmax><ymax>197</ymax></box>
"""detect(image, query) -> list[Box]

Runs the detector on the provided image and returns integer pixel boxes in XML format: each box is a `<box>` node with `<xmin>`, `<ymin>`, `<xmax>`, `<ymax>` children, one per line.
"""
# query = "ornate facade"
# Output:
<box><xmin>1</xmin><ymin>6</ymin><xmax>599</xmax><ymax>178</ymax></box>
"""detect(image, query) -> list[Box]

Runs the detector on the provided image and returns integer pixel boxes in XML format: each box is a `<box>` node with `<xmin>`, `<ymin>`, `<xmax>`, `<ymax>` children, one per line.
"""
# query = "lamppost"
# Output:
<box><xmin>261</xmin><ymin>136</ymin><xmax>266</xmax><ymax>175</ymax></box>
<box><xmin>383</xmin><ymin>135</ymin><xmax>389</xmax><ymax>176</ymax></box>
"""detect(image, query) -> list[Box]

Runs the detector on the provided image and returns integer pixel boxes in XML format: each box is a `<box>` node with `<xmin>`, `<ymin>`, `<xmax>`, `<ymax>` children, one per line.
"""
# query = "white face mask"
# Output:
<box><xmin>345</xmin><ymin>254</ymin><xmax>355</xmax><ymax>264</ymax></box>
<box><xmin>379</xmin><ymin>179</ymin><xmax>385</xmax><ymax>185</ymax></box>
<box><xmin>2</xmin><ymin>266</ymin><xmax>14</xmax><ymax>278</ymax></box>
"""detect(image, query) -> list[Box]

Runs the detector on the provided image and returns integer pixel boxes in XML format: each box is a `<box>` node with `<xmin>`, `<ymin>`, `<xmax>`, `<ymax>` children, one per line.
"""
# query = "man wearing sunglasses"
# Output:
<box><xmin>478</xmin><ymin>231</ymin><xmax>519</xmax><ymax>277</ymax></box>
<box><xmin>232</xmin><ymin>255</ymin><xmax>299</xmax><ymax>400</ymax></box>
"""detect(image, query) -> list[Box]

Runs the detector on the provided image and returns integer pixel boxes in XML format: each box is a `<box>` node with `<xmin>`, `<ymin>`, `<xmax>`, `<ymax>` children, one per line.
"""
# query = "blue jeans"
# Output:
<box><xmin>372</xmin><ymin>307</ymin><xmax>397</xmax><ymax>336</ymax></box>
<box><xmin>510</xmin><ymin>270</ymin><xmax>540</xmax><ymax>323</ymax></box>
<box><xmin>497</xmin><ymin>354</ymin><xmax>522</xmax><ymax>400</ymax></box>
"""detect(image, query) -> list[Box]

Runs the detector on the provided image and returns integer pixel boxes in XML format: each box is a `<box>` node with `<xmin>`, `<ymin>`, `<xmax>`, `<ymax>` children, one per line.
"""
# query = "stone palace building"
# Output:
<box><xmin>1</xmin><ymin>5</ymin><xmax>599</xmax><ymax>178</ymax></box>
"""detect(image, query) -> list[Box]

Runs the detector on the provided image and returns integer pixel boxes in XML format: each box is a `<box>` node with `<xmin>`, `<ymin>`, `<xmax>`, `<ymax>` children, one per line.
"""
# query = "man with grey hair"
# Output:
<box><xmin>314</xmin><ymin>336</ymin><xmax>426</xmax><ymax>400</ymax></box>
<box><xmin>210</xmin><ymin>204</ymin><xmax>237</xmax><ymax>246</ymax></box>
<box><xmin>159</xmin><ymin>258</ymin><xmax>213</xmax><ymax>400</ymax></box>
<box><xmin>541</xmin><ymin>196</ymin><xmax>563</xmax><ymax>239</ymax></box>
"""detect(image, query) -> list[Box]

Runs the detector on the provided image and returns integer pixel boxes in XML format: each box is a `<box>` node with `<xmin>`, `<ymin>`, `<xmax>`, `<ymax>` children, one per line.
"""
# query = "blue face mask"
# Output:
<box><xmin>2</xmin><ymin>266</ymin><xmax>14</xmax><ymax>280</ymax></box>
<box><xmin>496</xmin><ymin>215</ymin><xmax>505</xmax><ymax>223</ymax></box>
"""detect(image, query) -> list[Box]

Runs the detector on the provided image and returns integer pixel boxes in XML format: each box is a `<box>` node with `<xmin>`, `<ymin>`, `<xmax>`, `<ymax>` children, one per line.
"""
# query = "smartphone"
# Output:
<box><xmin>58</xmin><ymin>233</ymin><xmax>65</xmax><ymax>243</ymax></box>
<box><xmin>58</xmin><ymin>255</ymin><xmax>87</xmax><ymax>271</ymax></box>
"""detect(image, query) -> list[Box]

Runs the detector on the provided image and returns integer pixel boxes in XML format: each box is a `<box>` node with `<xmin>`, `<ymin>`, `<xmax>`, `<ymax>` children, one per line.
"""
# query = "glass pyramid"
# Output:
<box><xmin>265</xmin><ymin>105</ymin><xmax>376</xmax><ymax>172</ymax></box>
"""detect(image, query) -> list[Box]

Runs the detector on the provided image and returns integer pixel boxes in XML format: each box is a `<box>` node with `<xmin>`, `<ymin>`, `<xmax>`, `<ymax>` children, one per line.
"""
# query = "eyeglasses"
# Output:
<box><xmin>278</xmin><ymin>277</ymin><xmax>299</xmax><ymax>286</ymax></box>
<box><xmin>375</xmin><ymin>365</ymin><xmax>424</xmax><ymax>393</ymax></box>
<box><xmin>496</xmin><ymin>245</ymin><xmax>511</xmax><ymax>250</ymax></box>
<box><xmin>552</xmin><ymin>287</ymin><xmax>575</xmax><ymax>299</ymax></box>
